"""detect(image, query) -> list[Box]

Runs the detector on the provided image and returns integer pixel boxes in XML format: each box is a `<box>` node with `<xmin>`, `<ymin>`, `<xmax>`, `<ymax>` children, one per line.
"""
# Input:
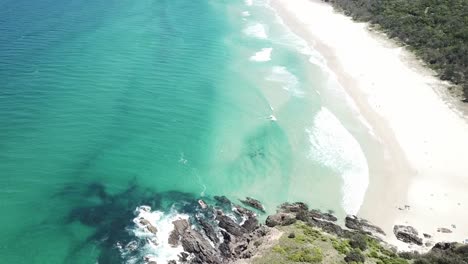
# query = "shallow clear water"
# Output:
<box><xmin>0</xmin><ymin>0</ymin><xmax>372</xmax><ymax>262</ymax></box>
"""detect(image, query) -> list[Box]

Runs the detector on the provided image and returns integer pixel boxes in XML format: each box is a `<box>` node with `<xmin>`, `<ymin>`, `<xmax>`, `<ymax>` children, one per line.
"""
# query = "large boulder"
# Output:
<box><xmin>279</xmin><ymin>202</ymin><xmax>309</xmax><ymax>213</ymax></box>
<box><xmin>181</xmin><ymin>229</ymin><xmax>221</xmax><ymax>264</ymax></box>
<box><xmin>393</xmin><ymin>225</ymin><xmax>423</xmax><ymax>246</ymax></box>
<box><xmin>240</xmin><ymin>197</ymin><xmax>265</xmax><ymax>212</ymax></box>
<box><xmin>432</xmin><ymin>242</ymin><xmax>457</xmax><ymax>251</ymax></box>
<box><xmin>241</xmin><ymin>216</ymin><xmax>259</xmax><ymax>232</ymax></box>
<box><xmin>345</xmin><ymin>215</ymin><xmax>386</xmax><ymax>236</ymax></box>
<box><xmin>265</xmin><ymin>212</ymin><xmax>296</xmax><ymax>227</ymax></box>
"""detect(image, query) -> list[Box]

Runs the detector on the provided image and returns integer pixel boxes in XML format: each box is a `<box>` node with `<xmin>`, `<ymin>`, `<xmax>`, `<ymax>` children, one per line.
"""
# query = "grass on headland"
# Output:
<box><xmin>252</xmin><ymin>221</ymin><xmax>410</xmax><ymax>264</ymax></box>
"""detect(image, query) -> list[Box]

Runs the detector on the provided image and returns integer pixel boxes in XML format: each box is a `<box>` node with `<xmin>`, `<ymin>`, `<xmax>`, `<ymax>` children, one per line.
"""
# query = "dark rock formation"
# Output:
<box><xmin>132</xmin><ymin>199</ymin><xmax>468</xmax><ymax>264</ymax></box>
<box><xmin>393</xmin><ymin>225</ymin><xmax>423</xmax><ymax>245</ymax></box>
<box><xmin>181</xmin><ymin>229</ymin><xmax>221</xmax><ymax>263</ymax></box>
<box><xmin>437</xmin><ymin>227</ymin><xmax>453</xmax><ymax>233</ymax></box>
<box><xmin>160</xmin><ymin>199</ymin><xmax>270</xmax><ymax>264</ymax></box>
<box><xmin>219</xmin><ymin>230</ymin><xmax>232</xmax><ymax>258</ymax></box>
<box><xmin>168</xmin><ymin>219</ymin><xmax>189</xmax><ymax>246</ymax></box>
<box><xmin>233</xmin><ymin>205</ymin><xmax>255</xmax><ymax>217</ymax></box>
<box><xmin>311</xmin><ymin>218</ymin><xmax>345</xmax><ymax>236</ymax></box>
<box><xmin>279</xmin><ymin>202</ymin><xmax>309</xmax><ymax>213</ymax></box>
<box><xmin>264</xmin><ymin>202</ymin><xmax>347</xmax><ymax>238</ymax></box>
<box><xmin>230</xmin><ymin>225</ymin><xmax>270</xmax><ymax>260</ymax></box>
<box><xmin>310</xmin><ymin>209</ymin><xmax>338</xmax><ymax>222</ymax></box>
<box><xmin>265</xmin><ymin>212</ymin><xmax>296</xmax><ymax>227</ymax></box>
<box><xmin>139</xmin><ymin>218</ymin><xmax>158</xmax><ymax>234</ymax></box>
<box><xmin>216</xmin><ymin>212</ymin><xmax>247</xmax><ymax>236</ymax></box>
<box><xmin>198</xmin><ymin>218</ymin><xmax>219</xmax><ymax>244</ymax></box>
<box><xmin>433</xmin><ymin>242</ymin><xmax>457</xmax><ymax>251</ymax></box>
<box><xmin>345</xmin><ymin>215</ymin><xmax>386</xmax><ymax>236</ymax></box>
<box><xmin>423</xmin><ymin>233</ymin><xmax>432</xmax><ymax>238</ymax></box>
<box><xmin>240</xmin><ymin>197</ymin><xmax>265</xmax><ymax>212</ymax></box>
<box><xmin>241</xmin><ymin>215</ymin><xmax>259</xmax><ymax>232</ymax></box>
<box><xmin>178</xmin><ymin>252</ymin><xmax>189</xmax><ymax>262</ymax></box>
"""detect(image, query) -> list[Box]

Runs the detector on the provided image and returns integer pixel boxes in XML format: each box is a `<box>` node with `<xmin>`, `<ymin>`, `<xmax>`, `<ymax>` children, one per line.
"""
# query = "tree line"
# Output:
<box><xmin>325</xmin><ymin>0</ymin><xmax>468</xmax><ymax>100</ymax></box>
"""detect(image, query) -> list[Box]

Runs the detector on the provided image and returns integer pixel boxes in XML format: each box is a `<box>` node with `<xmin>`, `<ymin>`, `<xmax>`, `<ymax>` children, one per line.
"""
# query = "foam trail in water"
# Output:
<box><xmin>242</xmin><ymin>11</ymin><xmax>250</xmax><ymax>17</ymax></box>
<box><xmin>267</xmin><ymin>66</ymin><xmax>304</xmax><ymax>97</ymax></box>
<box><xmin>245</xmin><ymin>0</ymin><xmax>253</xmax><ymax>6</ymax></box>
<box><xmin>243</xmin><ymin>23</ymin><xmax>268</xmax><ymax>39</ymax></box>
<box><xmin>191</xmin><ymin>169</ymin><xmax>207</xmax><ymax>197</ymax></box>
<box><xmin>306</xmin><ymin>108</ymin><xmax>369</xmax><ymax>215</ymax></box>
<box><xmin>250</xmin><ymin>48</ymin><xmax>273</xmax><ymax>62</ymax></box>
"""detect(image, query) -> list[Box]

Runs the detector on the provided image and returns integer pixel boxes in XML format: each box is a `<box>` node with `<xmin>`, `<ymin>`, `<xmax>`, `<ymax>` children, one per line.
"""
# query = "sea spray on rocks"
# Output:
<box><xmin>119</xmin><ymin>206</ymin><xmax>189</xmax><ymax>264</ymax></box>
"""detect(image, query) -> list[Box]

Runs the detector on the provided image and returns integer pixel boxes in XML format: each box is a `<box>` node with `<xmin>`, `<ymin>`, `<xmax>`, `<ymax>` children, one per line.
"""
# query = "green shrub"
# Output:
<box><xmin>287</xmin><ymin>247</ymin><xmax>323</xmax><ymax>263</ymax></box>
<box><xmin>333</xmin><ymin>239</ymin><xmax>351</xmax><ymax>255</ymax></box>
<box><xmin>413</xmin><ymin>250</ymin><xmax>468</xmax><ymax>264</ymax></box>
<box><xmin>398</xmin><ymin>251</ymin><xmax>419</xmax><ymax>260</ymax></box>
<box><xmin>368</xmin><ymin>249</ymin><xmax>379</xmax><ymax>258</ymax></box>
<box><xmin>294</xmin><ymin>234</ymin><xmax>314</xmax><ymax>244</ymax></box>
<box><xmin>299</xmin><ymin>224</ymin><xmax>322</xmax><ymax>239</ymax></box>
<box><xmin>345</xmin><ymin>250</ymin><xmax>365</xmax><ymax>263</ymax></box>
<box><xmin>455</xmin><ymin>245</ymin><xmax>468</xmax><ymax>256</ymax></box>
<box><xmin>378</xmin><ymin>257</ymin><xmax>409</xmax><ymax>264</ymax></box>
<box><xmin>349</xmin><ymin>234</ymin><xmax>368</xmax><ymax>251</ymax></box>
<box><xmin>272</xmin><ymin>245</ymin><xmax>286</xmax><ymax>255</ymax></box>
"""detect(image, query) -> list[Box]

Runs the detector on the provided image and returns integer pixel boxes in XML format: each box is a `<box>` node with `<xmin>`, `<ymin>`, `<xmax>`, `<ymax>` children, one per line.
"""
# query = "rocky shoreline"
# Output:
<box><xmin>125</xmin><ymin>197</ymin><xmax>468</xmax><ymax>264</ymax></box>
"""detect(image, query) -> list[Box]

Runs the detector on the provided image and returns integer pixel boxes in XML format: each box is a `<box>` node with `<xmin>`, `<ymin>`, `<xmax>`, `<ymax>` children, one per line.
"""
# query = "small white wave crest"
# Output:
<box><xmin>267</xmin><ymin>3</ymin><xmax>328</xmax><ymax>68</ymax></box>
<box><xmin>267</xmin><ymin>66</ymin><xmax>304</xmax><ymax>97</ymax></box>
<box><xmin>306</xmin><ymin>108</ymin><xmax>369</xmax><ymax>215</ymax></box>
<box><xmin>250</xmin><ymin>48</ymin><xmax>273</xmax><ymax>62</ymax></box>
<box><xmin>243</xmin><ymin>23</ymin><xmax>268</xmax><ymax>39</ymax></box>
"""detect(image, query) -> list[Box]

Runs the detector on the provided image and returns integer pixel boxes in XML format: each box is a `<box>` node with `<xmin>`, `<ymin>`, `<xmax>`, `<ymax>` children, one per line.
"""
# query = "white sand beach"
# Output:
<box><xmin>272</xmin><ymin>0</ymin><xmax>468</xmax><ymax>249</ymax></box>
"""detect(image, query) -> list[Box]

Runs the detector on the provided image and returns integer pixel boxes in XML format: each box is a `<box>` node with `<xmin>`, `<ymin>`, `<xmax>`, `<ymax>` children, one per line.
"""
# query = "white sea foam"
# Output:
<box><xmin>306</xmin><ymin>108</ymin><xmax>369</xmax><ymax>215</ymax></box>
<box><xmin>245</xmin><ymin>0</ymin><xmax>253</xmax><ymax>6</ymax></box>
<box><xmin>267</xmin><ymin>66</ymin><xmax>304</xmax><ymax>97</ymax></box>
<box><xmin>266</xmin><ymin>3</ymin><xmax>329</xmax><ymax>68</ymax></box>
<box><xmin>242</xmin><ymin>11</ymin><xmax>250</xmax><ymax>17</ymax></box>
<box><xmin>178</xmin><ymin>152</ymin><xmax>188</xmax><ymax>164</ymax></box>
<box><xmin>243</xmin><ymin>23</ymin><xmax>268</xmax><ymax>39</ymax></box>
<box><xmin>124</xmin><ymin>206</ymin><xmax>190</xmax><ymax>264</ymax></box>
<box><xmin>250</xmin><ymin>48</ymin><xmax>272</xmax><ymax>62</ymax></box>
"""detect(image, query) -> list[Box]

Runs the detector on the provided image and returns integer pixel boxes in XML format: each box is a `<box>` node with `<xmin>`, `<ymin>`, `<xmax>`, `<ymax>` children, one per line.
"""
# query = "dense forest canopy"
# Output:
<box><xmin>326</xmin><ymin>0</ymin><xmax>468</xmax><ymax>99</ymax></box>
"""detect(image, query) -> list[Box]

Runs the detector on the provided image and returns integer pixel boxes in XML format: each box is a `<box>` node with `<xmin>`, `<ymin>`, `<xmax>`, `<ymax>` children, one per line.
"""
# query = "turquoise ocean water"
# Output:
<box><xmin>0</xmin><ymin>0</ymin><xmax>374</xmax><ymax>262</ymax></box>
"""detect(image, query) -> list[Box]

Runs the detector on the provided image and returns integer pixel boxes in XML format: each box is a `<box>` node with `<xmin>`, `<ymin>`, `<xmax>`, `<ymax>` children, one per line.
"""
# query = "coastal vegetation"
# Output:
<box><xmin>256</xmin><ymin>221</ymin><xmax>468</xmax><ymax>263</ymax></box>
<box><xmin>325</xmin><ymin>0</ymin><xmax>468</xmax><ymax>99</ymax></box>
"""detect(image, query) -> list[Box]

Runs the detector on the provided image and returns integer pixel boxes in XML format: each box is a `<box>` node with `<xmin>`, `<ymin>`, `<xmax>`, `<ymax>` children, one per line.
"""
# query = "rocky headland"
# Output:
<box><xmin>126</xmin><ymin>197</ymin><xmax>468</xmax><ymax>264</ymax></box>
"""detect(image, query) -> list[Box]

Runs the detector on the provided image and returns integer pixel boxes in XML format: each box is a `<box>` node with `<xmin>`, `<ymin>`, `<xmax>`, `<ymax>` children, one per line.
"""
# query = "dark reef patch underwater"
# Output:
<box><xmin>56</xmin><ymin>182</ymin><xmax>200</xmax><ymax>263</ymax></box>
